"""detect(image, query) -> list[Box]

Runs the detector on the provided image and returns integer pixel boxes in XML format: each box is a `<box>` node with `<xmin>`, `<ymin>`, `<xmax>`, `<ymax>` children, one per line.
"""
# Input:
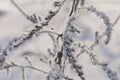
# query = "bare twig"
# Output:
<box><xmin>69</xmin><ymin>0</ymin><xmax>76</xmax><ymax>16</ymax></box>
<box><xmin>112</xmin><ymin>14</ymin><xmax>120</xmax><ymax>27</ymax></box>
<box><xmin>10</xmin><ymin>0</ymin><xmax>28</xmax><ymax>18</ymax></box>
<box><xmin>22</xmin><ymin>67</ymin><xmax>25</xmax><ymax>80</ymax></box>
<box><xmin>4</xmin><ymin>62</ymin><xmax>47</xmax><ymax>74</ymax></box>
<box><xmin>69</xmin><ymin>0</ymin><xmax>80</xmax><ymax>16</ymax></box>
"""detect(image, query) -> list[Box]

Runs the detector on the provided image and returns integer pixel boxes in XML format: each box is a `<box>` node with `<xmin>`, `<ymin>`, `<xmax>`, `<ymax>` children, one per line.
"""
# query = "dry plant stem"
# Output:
<box><xmin>112</xmin><ymin>15</ymin><xmax>120</xmax><ymax>27</ymax></box>
<box><xmin>43</xmin><ymin>0</ymin><xmax>66</xmax><ymax>25</ymax></box>
<box><xmin>22</xmin><ymin>67</ymin><xmax>25</xmax><ymax>80</ymax></box>
<box><xmin>76</xmin><ymin>14</ymin><xmax>120</xmax><ymax>57</ymax></box>
<box><xmin>1</xmin><ymin>0</ymin><xmax>66</xmax><ymax>56</ymax></box>
<box><xmin>69</xmin><ymin>0</ymin><xmax>79</xmax><ymax>16</ymax></box>
<box><xmin>62</xmin><ymin>17</ymin><xmax>85</xmax><ymax>80</ymax></box>
<box><xmin>4</xmin><ymin>62</ymin><xmax>47</xmax><ymax>74</ymax></box>
<box><xmin>78</xmin><ymin>5</ymin><xmax>113</xmax><ymax>44</ymax></box>
<box><xmin>11</xmin><ymin>0</ymin><xmax>40</xmax><ymax>23</ymax></box>
<box><xmin>90</xmin><ymin>14</ymin><xmax>120</xmax><ymax>49</ymax></box>
<box><xmin>76</xmin><ymin>43</ymin><xmax>119</xmax><ymax>80</ymax></box>
<box><xmin>0</xmin><ymin>0</ymin><xmax>119</xmax><ymax>80</ymax></box>
<box><xmin>74</xmin><ymin>0</ymin><xmax>79</xmax><ymax>13</ymax></box>
<box><xmin>75</xmin><ymin>14</ymin><xmax>120</xmax><ymax>80</ymax></box>
<box><xmin>89</xmin><ymin>14</ymin><xmax>120</xmax><ymax>49</ymax></box>
<box><xmin>10</xmin><ymin>0</ymin><xmax>29</xmax><ymax>18</ymax></box>
<box><xmin>25</xmin><ymin>57</ymin><xmax>33</xmax><ymax>66</ymax></box>
<box><xmin>69</xmin><ymin>0</ymin><xmax>76</xmax><ymax>16</ymax></box>
<box><xmin>37</xmin><ymin>30</ymin><xmax>61</xmax><ymax>36</ymax></box>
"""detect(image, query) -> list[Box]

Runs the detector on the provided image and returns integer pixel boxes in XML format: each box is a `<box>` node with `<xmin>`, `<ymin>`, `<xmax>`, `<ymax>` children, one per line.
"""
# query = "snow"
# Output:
<box><xmin>0</xmin><ymin>0</ymin><xmax>120</xmax><ymax>80</ymax></box>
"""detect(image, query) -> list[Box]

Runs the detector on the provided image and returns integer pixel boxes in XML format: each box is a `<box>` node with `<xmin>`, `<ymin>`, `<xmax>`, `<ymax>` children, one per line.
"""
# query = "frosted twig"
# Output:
<box><xmin>1</xmin><ymin>0</ymin><xmax>66</xmax><ymax>55</ymax></box>
<box><xmin>10</xmin><ymin>0</ymin><xmax>41</xmax><ymax>23</ymax></box>
<box><xmin>63</xmin><ymin>16</ymin><xmax>85</xmax><ymax>80</ymax></box>
<box><xmin>4</xmin><ymin>62</ymin><xmax>47</xmax><ymax>74</ymax></box>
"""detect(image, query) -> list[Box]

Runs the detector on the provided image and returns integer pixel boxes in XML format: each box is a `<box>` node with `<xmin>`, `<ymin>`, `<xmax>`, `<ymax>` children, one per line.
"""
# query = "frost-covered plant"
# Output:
<box><xmin>0</xmin><ymin>0</ymin><xmax>120</xmax><ymax>80</ymax></box>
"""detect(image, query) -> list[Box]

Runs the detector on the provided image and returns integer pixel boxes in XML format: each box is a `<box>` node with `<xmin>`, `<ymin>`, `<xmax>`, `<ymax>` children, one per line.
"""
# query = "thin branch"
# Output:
<box><xmin>4</xmin><ymin>62</ymin><xmax>47</xmax><ymax>74</ymax></box>
<box><xmin>25</xmin><ymin>57</ymin><xmax>33</xmax><ymax>66</ymax></box>
<box><xmin>112</xmin><ymin>14</ymin><xmax>120</xmax><ymax>27</ymax></box>
<box><xmin>10</xmin><ymin>0</ymin><xmax>29</xmax><ymax>18</ymax></box>
<box><xmin>36</xmin><ymin>30</ymin><xmax>61</xmax><ymax>36</ymax></box>
<box><xmin>0</xmin><ymin>0</ymin><xmax>67</xmax><ymax>56</ymax></box>
<box><xmin>22</xmin><ymin>67</ymin><xmax>25</xmax><ymax>80</ymax></box>
<box><xmin>74</xmin><ymin>0</ymin><xmax>79</xmax><ymax>13</ymax></box>
<box><xmin>69</xmin><ymin>0</ymin><xmax>76</xmax><ymax>16</ymax></box>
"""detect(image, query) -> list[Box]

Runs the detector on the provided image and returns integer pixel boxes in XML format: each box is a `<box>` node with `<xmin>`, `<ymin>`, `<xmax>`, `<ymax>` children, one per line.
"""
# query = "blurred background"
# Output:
<box><xmin>0</xmin><ymin>0</ymin><xmax>120</xmax><ymax>80</ymax></box>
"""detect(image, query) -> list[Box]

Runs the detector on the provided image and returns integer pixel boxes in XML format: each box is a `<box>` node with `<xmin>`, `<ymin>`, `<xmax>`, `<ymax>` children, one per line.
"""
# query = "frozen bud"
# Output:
<box><xmin>96</xmin><ymin>11</ymin><xmax>101</xmax><ymax>16</ymax></box>
<box><xmin>101</xmin><ymin>62</ymin><xmax>108</xmax><ymax>66</ymax></box>
<box><xmin>54</xmin><ymin>1</ymin><xmax>61</xmax><ymax>7</ymax></box>
<box><xmin>49</xmin><ymin>10</ymin><xmax>54</xmax><ymax>14</ymax></box>
<box><xmin>102</xmin><ymin>66</ymin><xmax>108</xmax><ymax>71</ymax></box>
<box><xmin>111</xmin><ymin>72</ymin><xmax>117</xmax><ymax>76</ymax></box>
<box><xmin>106</xmin><ymin>68</ymin><xmax>112</xmax><ymax>74</ymax></box>
<box><xmin>104</xmin><ymin>36</ymin><xmax>110</xmax><ymax>45</ymax></box>
<box><xmin>90</xmin><ymin>6</ymin><xmax>96</xmax><ymax>12</ymax></box>
<box><xmin>99</xmin><ymin>12</ymin><xmax>105</xmax><ymax>18</ymax></box>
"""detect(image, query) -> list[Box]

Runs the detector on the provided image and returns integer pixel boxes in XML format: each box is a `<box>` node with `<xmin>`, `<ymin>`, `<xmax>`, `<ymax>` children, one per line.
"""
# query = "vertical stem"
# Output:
<box><xmin>69</xmin><ymin>0</ymin><xmax>76</xmax><ymax>16</ymax></box>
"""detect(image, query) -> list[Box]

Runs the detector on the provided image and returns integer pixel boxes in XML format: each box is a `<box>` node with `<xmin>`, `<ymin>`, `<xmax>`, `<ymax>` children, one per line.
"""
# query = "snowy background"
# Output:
<box><xmin>0</xmin><ymin>0</ymin><xmax>120</xmax><ymax>80</ymax></box>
